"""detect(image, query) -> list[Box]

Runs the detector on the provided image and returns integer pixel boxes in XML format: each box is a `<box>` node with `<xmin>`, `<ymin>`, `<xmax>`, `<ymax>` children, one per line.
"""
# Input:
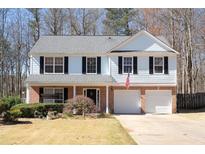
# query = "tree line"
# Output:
<box><xmin>0</xmin><ymin>8</ymin><xmax>204</xmax><ymax>98</ymax></box>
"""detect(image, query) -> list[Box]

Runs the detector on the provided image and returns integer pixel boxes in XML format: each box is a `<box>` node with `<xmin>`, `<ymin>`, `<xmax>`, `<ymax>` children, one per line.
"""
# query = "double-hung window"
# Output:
<box><xmin>45</xmin><ymin>57</ymin><xmax>53</xmax><ymax>73</ymax></box>
<box><xmin>45</xmin><ymin>57</ymin><xmax>63</xmax><ymax>73</ymax></box>
<box><xmin>154</xmin><ymin>57</ymin><xmax>163</xmax><ymax>74</ymax></box>
<box><xmin>55</xmin><ymin>57</ymin><xmax>63</xmax><ymax>73</ymax></box>
<box><xmin>43</xmin><ymin>88</ymin><xmax>64</xmax><ymax>103</ymax></box>
<box><xmin>123</xmin><ymin>57</ymin><xmax>133</xmax><ymax>73</ymax></box>
<box><xmin>87</xmin><ymin>57</ymin><xmax>97</xmax><ymax>74</ymax></box>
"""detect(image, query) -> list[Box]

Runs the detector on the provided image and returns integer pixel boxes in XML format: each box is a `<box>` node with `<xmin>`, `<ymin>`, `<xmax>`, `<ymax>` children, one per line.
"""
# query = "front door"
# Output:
<box><xmin>86</xmin><ymin>89</ymin><xmax>97</xmax><ymax>104</ymax></box>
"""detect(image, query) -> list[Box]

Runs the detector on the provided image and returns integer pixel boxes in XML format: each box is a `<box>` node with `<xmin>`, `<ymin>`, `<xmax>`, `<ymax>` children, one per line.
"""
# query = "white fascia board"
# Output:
<box><xmin>108</xmin><ymin>30</ymin><xmax>179</xmax><ymax>54</ymax></box>
<box><xmin>28</xmin><ymin>83</ymin><xmax>176</xmax><ymax>87</ymax></box>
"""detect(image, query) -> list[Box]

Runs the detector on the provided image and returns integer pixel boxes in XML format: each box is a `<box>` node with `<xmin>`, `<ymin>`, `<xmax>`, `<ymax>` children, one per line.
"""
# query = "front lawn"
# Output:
<box><xmin>179</xmin><ymin>112</ymin><xmax>205</xmax><ymax>120</ymax></box>
<box><xmin>0</xmin><ymin>117</ymin><xmax>136</xmax><ymax>145</ymax></box>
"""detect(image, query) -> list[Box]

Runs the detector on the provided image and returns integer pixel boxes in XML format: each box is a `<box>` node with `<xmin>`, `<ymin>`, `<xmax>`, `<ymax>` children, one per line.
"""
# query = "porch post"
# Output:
<box><xmin>106</xmin><ymin>85</ymin><xmax>109</xmax><ymax>113</ymax></box>
<box><xmin>26</xmin><ymin>84</ymin><xmax>29</xmax><ymax>104</ymax></box>
<box><xmin>73</xmin><ymin>85</ymin><xmax>76</xmax><ymax>97</ymax></box>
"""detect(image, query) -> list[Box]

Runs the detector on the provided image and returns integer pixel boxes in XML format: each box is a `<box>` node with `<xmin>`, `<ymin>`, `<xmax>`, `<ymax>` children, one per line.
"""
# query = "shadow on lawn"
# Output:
<box><xmin>0</xmin><ymin>119</ymin><xmax>32</xmax><ymax>126</ymax></box>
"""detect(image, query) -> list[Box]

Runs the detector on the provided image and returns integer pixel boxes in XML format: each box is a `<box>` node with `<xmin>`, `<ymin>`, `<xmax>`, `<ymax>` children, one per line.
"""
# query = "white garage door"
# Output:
<box><xmin>145</xmin><ymin>90</ymin><xmax>172</xmax><ymax>114</ymax></box>
<box><xmin>114</xmin><ymin>90</ymin><xmax>141</xmax><ymax>114</ymax></box>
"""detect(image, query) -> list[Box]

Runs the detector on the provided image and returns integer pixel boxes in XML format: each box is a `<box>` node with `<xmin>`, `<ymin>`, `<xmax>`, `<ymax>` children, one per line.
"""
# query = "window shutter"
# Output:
<box><xmin>82</xmin><ymin>57</ymin><xmax>86</xmax><ymax>74</ymax></box>
<box><xmin>39</xmin><ymin>87</ymin><xmax>43</xmax><ymax>103</ymax></box>
<box><xmin>97</xmin><ymin>57</ymin><xmax>101</xmax><ymax>74</ymax></box>
<box><xmin>133</xmin><ymin>56</ymin><xmax>138</xmax><ymax>74</ymax></box>
<box><xmin>40</xmin><ymin>56</ymin><xmax>44</xmax><ymax>74</ymax></box>
<box><xmin>149</xmin><ymin>56</ymin><xmax>153</xmax><ymax>74</ymax></box>
<box><xmin>64</xmin><ymin>88</ymin><xmax>68</xmax><ymax>103</ymax></box>
<box><xmin>118</xmin><ymin>56</ymin><xmax>122</xmax><ymax>74</ymax></box>
<box><xmin>164</xmin><ymin>56</ymin><xmax>168</xmax><ymax>74</ymax></box>
<box><xmin>64</xmin><ymin>57</ymin><xmax>69</xmax><ymax>74</ymax></box>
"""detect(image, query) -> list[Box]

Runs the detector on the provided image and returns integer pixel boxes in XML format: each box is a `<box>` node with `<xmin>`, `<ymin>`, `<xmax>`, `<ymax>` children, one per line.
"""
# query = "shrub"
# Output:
<box><xmin>11</xmin><ymin>103</ymin><xmax>64</xmax><ymax>118</ymax></box>
<box><xmin>2</xmin><ymin>109</ymin><xmax>22</xmax><ymax>122</ymax></box>
<box><xmin>64</xmin><ymin>95</ymin><xmax>96</xmax><ymax>118</ymax></box>
<box><xmin>0</xmin><ymin>102</ymin><xmax>10</xmax><ymax>115</ymax></box>
<box><xmin>1</xmin><ymin>96</ymin><xmax>22</xmax><ymax>109</ymax></box>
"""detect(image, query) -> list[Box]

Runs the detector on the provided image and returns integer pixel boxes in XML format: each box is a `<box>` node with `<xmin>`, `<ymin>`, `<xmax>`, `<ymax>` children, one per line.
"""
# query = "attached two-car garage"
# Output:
<box><xmin>114</xmin><ymin>89</ymin><xmax>172</xmax><ymax>114</ymax></box>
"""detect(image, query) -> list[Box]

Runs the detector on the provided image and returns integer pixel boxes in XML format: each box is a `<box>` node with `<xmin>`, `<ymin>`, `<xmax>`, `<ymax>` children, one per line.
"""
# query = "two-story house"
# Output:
<box><xmin>25</xmin><ymin>30</ymin><xmax>178</xmax><ymax>114</ymax></box>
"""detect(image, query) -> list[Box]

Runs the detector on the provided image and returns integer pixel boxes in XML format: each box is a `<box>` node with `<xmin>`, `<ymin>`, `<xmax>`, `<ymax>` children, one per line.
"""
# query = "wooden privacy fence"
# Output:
<box><xmin>177</xmin><ymin>93</ymin><xmax>205</xmax><ymax>110</ymax></box>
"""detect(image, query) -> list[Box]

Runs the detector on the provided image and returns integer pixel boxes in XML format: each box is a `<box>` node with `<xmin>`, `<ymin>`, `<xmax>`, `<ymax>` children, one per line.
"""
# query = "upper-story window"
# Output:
<box><xmin>45</xmin><ymin>57</ymin><xmax>64</xmax><ymax>73</ymax></box>
<box><xmin>154</xmin><ymin>57</ymin><xmax>163</xmax><ymax>74</ymax></box>
<box><xmin>123</xmin><ymin>57</ymin><xmax>133</xmax><ymax>73</ymax></box>
<box><xmin>87</xmin><ymin>57</ymin><xmax>97</xmax><ymax>74</ymax></box>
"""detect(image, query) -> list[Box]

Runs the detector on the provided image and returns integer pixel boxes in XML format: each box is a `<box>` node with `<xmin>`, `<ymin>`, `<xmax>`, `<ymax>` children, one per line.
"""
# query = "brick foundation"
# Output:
<box><xmin>29</xmin><ymin>85</ymin><xmax>177</xmax><ymax>113</ymax></box>
<box><xmin>29</xmin><ymin>86</ymin><xmax>39</xmax><ymax>103</ymax></box>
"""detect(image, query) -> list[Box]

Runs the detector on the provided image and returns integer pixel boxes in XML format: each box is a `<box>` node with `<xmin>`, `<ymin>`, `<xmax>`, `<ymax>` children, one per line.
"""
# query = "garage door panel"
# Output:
<box><xmin>145</xmin><ymin>90</ymin><xmax>172</xmax><ymax>114</ymax></box>
<box><xmin>114</xmin><ymin>90</ymin><xmax>141</xmax><ymax>114</ymax></box>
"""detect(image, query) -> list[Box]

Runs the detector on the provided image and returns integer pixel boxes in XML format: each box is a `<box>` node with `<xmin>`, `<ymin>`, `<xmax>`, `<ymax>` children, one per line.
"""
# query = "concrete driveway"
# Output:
<box><xmin>115</xmin><ymin>114</ymin><xmax>205</xmax><ymax>144</ymax></box>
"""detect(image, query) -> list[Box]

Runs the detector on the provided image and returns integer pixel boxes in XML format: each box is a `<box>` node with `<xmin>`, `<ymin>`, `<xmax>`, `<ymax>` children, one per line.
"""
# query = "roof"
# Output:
<box><xmin>25</xmin><ymin>74</ymin><xmax>115</xmax><ymax>84</ymax></box>
<box><xmin>157</xmin><ymin>36</ymin><xmax>171</xmax><ymax>47</ymax></box>
<box><xmin>30</xmin><ymin>36</ymin><xmax>129</xmax><ymax>55</ymax></box>
<box><xmin>29</xmin><ymin>30</ymin><xmax>177</xmax><ymax>55</ymax></box>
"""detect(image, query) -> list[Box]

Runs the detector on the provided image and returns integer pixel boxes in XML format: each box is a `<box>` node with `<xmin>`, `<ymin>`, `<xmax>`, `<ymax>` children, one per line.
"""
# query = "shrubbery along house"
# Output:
<box><xmin>25</xmin><ymin>30</ymin><xmax>178</xmax><ymax>114</ymax></box>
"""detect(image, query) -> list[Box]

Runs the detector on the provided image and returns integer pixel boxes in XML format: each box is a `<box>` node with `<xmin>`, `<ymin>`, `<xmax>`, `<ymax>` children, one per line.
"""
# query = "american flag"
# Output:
<box><xmin>125</xmin><ymin>73</ymin><xmax>130</xmax><ymax>89</ymax></box>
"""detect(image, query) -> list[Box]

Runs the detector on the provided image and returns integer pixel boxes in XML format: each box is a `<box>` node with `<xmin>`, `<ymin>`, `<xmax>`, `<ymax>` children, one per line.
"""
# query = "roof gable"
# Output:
<box><xmin>110</xmin><ymin>30</ymin><xmax>178</xmax><ymax>54</ymax></box>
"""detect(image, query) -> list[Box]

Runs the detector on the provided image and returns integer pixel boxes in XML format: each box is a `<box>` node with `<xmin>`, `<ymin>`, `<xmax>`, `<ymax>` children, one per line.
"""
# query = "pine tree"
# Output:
<box><xmin>103</xmin><ymin>8</ymin><xmax>134</xmax><ymax>35</ymax></box>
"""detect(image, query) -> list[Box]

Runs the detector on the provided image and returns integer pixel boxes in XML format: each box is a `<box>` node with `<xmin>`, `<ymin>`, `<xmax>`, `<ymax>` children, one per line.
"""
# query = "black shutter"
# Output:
<box><xmin>39</xmin><ymin>87</ymin><xmax>43</xmax><ymax>103</ymax></box>
<box><xmin>64</xmin><ymin>88</ymin><xmax>68</xmax><ymax>103</ymax></box>
<box><xmin>64</xmin><ymin>57</ymin><xmax>69</xmax><ymax>74</ymax></box>
<box><xmin>164</xmin><ymin>56</ymin><xmax>168</xmax><ymax>74</ymax></box>
<box><xmin>82</xmin><ymin>57</ymin><xmax>86</xmax><ymax>74</ymax></box>
<box><xmin>97</xmin><ymin>57</ymin><xmax>101</xmax><ymax>74</ymax></box>
<box><xmin>40</xmin><ymin>56</ymin><xmax>44</xmax><ymax>74</ymax></box>
<box><xmin>149</xmin><ymin>56</ymin><xmax>153</xmax><ymax>74</ymax></box>
<box><xmin>133</xmin><ymin>56</ymin><xmax>138</xmax><ymax>74</ymax></box>
<box><xmin>118</xmin><ymin>56</ymin><xmax>122</xmax><ymax>74</ymax></box>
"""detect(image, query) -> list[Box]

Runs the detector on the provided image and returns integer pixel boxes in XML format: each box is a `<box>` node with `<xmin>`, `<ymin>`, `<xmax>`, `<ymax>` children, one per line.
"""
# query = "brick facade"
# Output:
<box><xmin>29</xmin><ymin>85</ymin><xmax>177</xmax><ymax>113</ymax></box>
<box><xmin>29</xmin><ymin>86</ymin><xmax>39</xmax><ymax>103</ymax></box>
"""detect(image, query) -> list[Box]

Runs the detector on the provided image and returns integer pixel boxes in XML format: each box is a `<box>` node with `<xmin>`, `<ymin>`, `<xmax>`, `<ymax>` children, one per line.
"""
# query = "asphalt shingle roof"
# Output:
<box><xmin>30</xmin><ymin>36</ymin><xmax>130</xmax><ymax>55</ymax></box>
<box><xmin>25</xmin><ymin>74</ymin><xmax>115</xmax><ymax>84</ymax></box>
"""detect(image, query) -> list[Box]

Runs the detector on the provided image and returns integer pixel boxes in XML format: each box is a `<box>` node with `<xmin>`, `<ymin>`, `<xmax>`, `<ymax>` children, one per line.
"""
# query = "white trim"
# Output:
<box><xmin>106</xmin><ymin>85</ymin><xmax>109</xmax><ymax>113</ymax></box>
<box><xmin>108</xmin><ymin>51</ymin><xmax>177</xmax><ymax>56</ymax></box>
<box><xmin>26</xmin><ymin>84</ymin><xmax>30</xmax><ymax>104</ymax></box>
<box><xmin>86</xmin><ymin>56</ymin><xmax>97</xmax><ymax>74</ymax></box>
<box><xmin>44</xmin><ymin>57</ymin><xmax>64</xmax><ymax>74</ymax></box>
<box><xmin>28</xmin><ymin>83</ymin><xmax>177</xmax><ymax>87</ymax></box>
<box><xmin>153</xmin><ymin>56</ymin><xmax>164</xmax><ymax>74</ymax></box>
<box><xmin>122</xmin><ymin>56</ymin><xmax>133</xmax><ymax>74</ymax></box>
<box><xmin>108</xmin><ymin>56</ymin><xmax>111</xmax><ymax>75</ymax></box>
<box><xmin>83</xmin><ymin>88</ymin><xmax>100</xmax><ymax>110</ymax></box>
<box><xmin>108</xmin><ymin>30</ymin><xmax>179</xmax><ymax>54</ymax></box>
<box><xmin>73</xmin><ymin>85</ymin><xmax>76</xmax><ymax>97</ymax></box>
<box><xmin>43</xmin><ymin>87</ymin><xmax>64</xmax><ymax>103</ymax></box>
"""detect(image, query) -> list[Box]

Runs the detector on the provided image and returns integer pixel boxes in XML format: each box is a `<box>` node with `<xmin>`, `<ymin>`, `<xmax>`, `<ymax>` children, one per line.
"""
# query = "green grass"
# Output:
<box><xmin>0</xmin><ymin>117</ymin><xmax>136</xmax><ymax>145</ymax></box>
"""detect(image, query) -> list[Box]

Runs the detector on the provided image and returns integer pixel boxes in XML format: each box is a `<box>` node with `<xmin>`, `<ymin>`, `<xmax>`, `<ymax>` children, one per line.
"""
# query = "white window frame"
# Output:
<box><xmin>44</xmin><ymin>57</ymin><xmax>64</xmax><ymax>74</ymax></box>
<box><xmin>83</xmin><ymin>88</ymin><xmax>100</xmax><ymax>110</ymax></box>
<box><xmin>154</xmin><ymin>57</ymin><xmax>164</xmax><ymax>74</ymax></box>
<box><xmin>43</xmin><ymin>87</ymin><xmax>64</xmax><ymax>103</ymax></box>
<box><xmin>123</xmin><ymin>56</ymin><xmax>133</xmax><ymax>74</ymax></box>
<box><xmin>86</xmin><ymin>57</ymin><xmax>97</xmax><ymax>74</ymax></box>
